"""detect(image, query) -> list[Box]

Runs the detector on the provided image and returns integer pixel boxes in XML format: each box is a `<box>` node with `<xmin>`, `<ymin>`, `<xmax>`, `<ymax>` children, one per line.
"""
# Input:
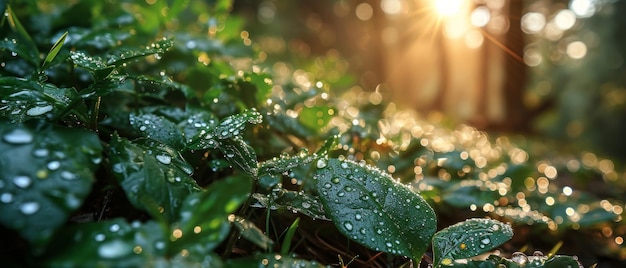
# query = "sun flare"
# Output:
<box><xmin>434</xmin><ymin>0</ymin><xmax>464</xmax><ymax>17</ymax></box>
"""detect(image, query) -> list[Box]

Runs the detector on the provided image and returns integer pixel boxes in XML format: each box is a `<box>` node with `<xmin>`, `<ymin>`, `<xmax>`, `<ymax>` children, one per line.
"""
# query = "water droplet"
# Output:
<box><xmin>360</xmin><ymin>228</ymin><xmax>366</xmax><ymax>234</ymax></box>
<box><xmin>155</xmin><ymin>154</ymin><xmax>172</xmax><ymax>165</ymax></box>
<box><xmin>343</xmin><ymin>222</ymin><xmax>353</xmax><ymax>231</ymax></box>
<box><xmin>95</xmin><ymin>233</ymin><xmax>106</xmax><ymax>242</ymax></box>
<box><xmin>47</xmin><ymin>161</ymin><xmax>61</xmax><ymax>170</ymax></box>
<box><xmin>19</xmin><ymin>201</ymin><xmax>40</xmax><ymax>215</ymax></box>
<box><xmin>1</xmin><ymin>192</ymin><xmax>14</xmax><ymax>203</ymax></box>
<box><xmin>341</xmin><ymin>162</ymin><xmax>349</xmax><ymax>169</ymax></box>
<box><xmin>13</xmin><ymin>176</ymin><xmax>32</xmax><ymax>188</ymax></box>
<box><xmin>302</xmin><ymin>202</ymin><xmax>311</xmax><ymax>208</ymax></box>
<box><xmin>98</xmin><ymin>239</ymin><xmax>131</xmax><ymax>258</ymax></box>
<box><xmin>3</xmin><ymin>128</ymin><xmax>33</xmax><ymax>144</ymax></box>
<box><xmin>316</xmin><ymin>158</ymin><xmax>327</xmax><ymax>169</ymax></box>
<box><xmin>61</xmin><ymin>171</ymin><xmax>77</xmax><ymax>180</ymax></box>
<box><xmin>33</xmin><ymin>148</ymin><xmax>49</xmax><ymax>157</ymax></box>
<box><xmin>386</xmin><ymin>242</ymin><xmax>392</xmax><ymax>247</ymax></box>
<box><xmin>26</xmin><ymin>105</ymin><xmax>53</xmax><ymax>116</ymax></box>
<box><xmin>376</xmin><ymin>229</ymin><xmax>383</xmax><ymax>234</ymax></box>
<box><xmin>112</xmin><ymin>163</ymin><xmax>123</xmax><ymax>173</ymax></box>
<box><xmin>337</xmin><ymin>192</ymin><xmax>345</xmax><ymax>197</ymax></box>
<box><xmin>511</xmin><ymin>252</ymin><xmax>529</xmax><ymax>265</ymax></box>
<box><xmin>139</xmin><ymin>126</ymin><xmax>147</xmax><ymax>131</ymax></box>
<box><xmin>355</xmin><ymin>214</ymin><xmax>362</xmax><ymax>220</ymax></box>
<box><xmin>533</xmin><ymin>251</ymin><xmax>544</xmax><ymax>257</ymax></box>
<box><xmin>324</xmin><ymin>183</ymin><xmax>332</xmax><ymax>189</ymax></box>
<box><xmin>110</xmin><ymin>224</ymin><xmax>120</xmax><ymax>232</ymax></box>
<box><xmin>491</xmin><ymin>224</ymin><xmax>500</xmax><ymax>231</ymax></box>
<box><xmin>331</xmin><ymin>177</ymin><xmax>340</xmax><ymax>184</ymax></box>
<box><xmin>154</xmin><ymin>241</ymin><xmax>165</xmax><ymax>250</ymax></box>
<box><xmin>481</xmin><ymin>238</ymin><xmax>490</xmax><ymax>244</ymax></box>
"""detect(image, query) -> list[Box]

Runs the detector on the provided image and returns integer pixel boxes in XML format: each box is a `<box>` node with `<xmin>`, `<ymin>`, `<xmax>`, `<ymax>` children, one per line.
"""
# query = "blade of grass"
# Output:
<box><xmin>280</xmin><ymin>217</ymin><xmax>300</xmax><ymax>255</ymax></box>
<box><xmin>42</xmin><ymin>31</ymin><xmax>68</xmax><ymax>70</ymax></box>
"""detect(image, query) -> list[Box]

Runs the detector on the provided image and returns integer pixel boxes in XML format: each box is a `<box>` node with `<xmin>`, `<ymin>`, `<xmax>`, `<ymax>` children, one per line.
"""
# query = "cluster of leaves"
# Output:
<box><xmin>0</xmin><ymin>1</ymin><xmax>622</xmax><ymax>267</ymax></box>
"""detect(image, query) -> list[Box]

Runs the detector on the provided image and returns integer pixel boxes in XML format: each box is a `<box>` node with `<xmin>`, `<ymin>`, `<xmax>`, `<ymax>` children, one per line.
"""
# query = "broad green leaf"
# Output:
<box><xmin>0</xmin><ymin>77</ymin><xmax>78</xmax><ymax>123</ymax></box>
<box><xmin>129</xmin><ymin>113</ymin><xmax>185</xmax><ymax>150</ymax></box>
<box><xmin>226</xmin><ymin>254</ymin><xmax>325</xmax><ymax>268</ymax></box>
<box><xmin>189</xmin><ymin>108</ymin><xmax>262</xmax><ymax>149</ymax></box>
<box><xmin>251</xmin><ymin>190</ymin><xmax>329</xmax><ymax>221</ymax></box>
<box><xmin>106</xmin><ymin>38</ymin><xmax>173</xmax><ymax>67</ymax></box>
<box><xmin>42</xmin><ymin>219</ymin><xmax>166</xmax><ymax>267</ymax></box>
<box><xmin>134</xmin><ymin>75</ymin><xmax>196</xmax><ymax>100</ymax></box>
<box><xmin>0</xmin><ymin>121</ymin><xmax>102</xmax><ymax>246</ymax></box>
<box><xmin>315</xmin><ymin>135</ymin><xmax>339</xmax><ymax>156</ymax></box>
<box><xmin>219</xmin><ymin>136</ymin><xmax>258</xmax><ymax>177</ymax></box>
<box><xmin>41</xmin><ymin>31</ymin><xmax>68</xmax><ymax>70</ymax></box>
<box><xmin>108</xmin><ymin>135</ymin><xmax>200</xmax><ymax>223</ymax></box>
<box><xmin>313</xmin><ymin>158</ymin><xmax>436</xmax><ymax>260</ymax></box>
<box><xmin>169</xmin><ymin>174</ymin><xmax>252</xmax><ymax>256</ymax></box>
<box><xmin>5</xmin><ymin>5</ymin><xmax>39</xmax><ymax>66</ymax></box>
<box><xmin>229</xmin><ymin>215</ymin><xmax>274</xmax><ymax>250</ymax></box>
<box><xmin>432</xmin><ymin>218</ymin><xmax>513</xmax><ymax>267</ymax></box>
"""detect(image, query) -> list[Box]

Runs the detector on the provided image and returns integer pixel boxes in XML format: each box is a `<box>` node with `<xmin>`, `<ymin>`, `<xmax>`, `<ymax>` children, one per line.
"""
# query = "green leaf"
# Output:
<box><xmin>129</xmin><ymin>113</ymin><xmax>185</xmax><ymax>150</ymax></box>
<box><xmin>42</xmin><ymin>219</ymin><xmax>166</xmax><ymax>267</ymax></box>
<box><xmin>5</xmin><ymin>5</ymin><xmax>39</xmax><ymax>66</ymax></box>
<box><xmin>226</xmin><ymin>254</ymin><xmax>325</xmax><ymax>268</ymax></box>
<box><xmin>169</xmin><ymin>174</ymin><xmax>252</xmax><ymax>256</ymax></box>
<box><xmin>298</xmin><ymin>105</ymin><xmax>334</xmax><ymax>133</ymax></box>
<box><xmin>432</xmin><ymin>218</ymin><xmax>513</xmax><ymax>267</ymax></box>
<box><xmin>106</xmin><ymin>38</ymin><xmax>173</xmax><ymax>67</ymax></box>
<box><xmin>0</xmin><ymin>121</ymin><xmax>102</xmax><ymax>246</ymax></box>
<box><xmin>41</xmin><ymin>31</ymin><xmax>68</xmax><ymax>70</ymax></box>
<box><xmin>313</xmin><ymin>158</ymin><xmax>437</xmax><ymax>260</ymax></box>
<box><xmin>315</xmin><ymin>135</ymin><xmax>339</xmax><ymax>156</ymax></box>
<box><xmin>251</xmin><ymin>190</ymin><xmax>329</xmax><ymax>220</ymax></box>
<box><xmin>108</xmin><ymin>135</ymin><xmax>200</xmax><ymax>223</ymax></box>
<box><xmin>189</xmin><ymin>108</ymin><xmax>262</xmax><ymax>149</ymax></box>
<box><xmin>229</xmin><ymin>215</ymin><xmax>274</xmax><ymax>251</ymax></box>
<box><xmin>0</xmin><ymin>77</ymin><xmax>78</xmax><ymax>123</ymax></box>
<box><xmin>259</xmin><ymin>149</ymin><xmax>314</xmax><ymax>176</ymax></box>
<box><xmin>69</xmin><ymin>51</ymin><xmax>115</xmax><ymax>80</ymax></box>
<box><xmin>219</xmin><ymin>136</ymin><xmax>258</xmax><ymax>177</ymax></box>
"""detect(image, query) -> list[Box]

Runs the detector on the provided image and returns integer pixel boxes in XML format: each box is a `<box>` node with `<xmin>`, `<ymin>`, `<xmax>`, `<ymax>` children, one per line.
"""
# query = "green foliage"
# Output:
<box><xmin>0</xmin><ymin>1</ymin><xmax>622</xmax><ymax>267</ymax></box>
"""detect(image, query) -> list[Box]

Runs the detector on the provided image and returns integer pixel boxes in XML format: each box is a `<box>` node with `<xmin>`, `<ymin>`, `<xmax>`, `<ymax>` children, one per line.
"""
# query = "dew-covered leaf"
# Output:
<box><xmin>259</xmin><ymin>149</ymin><xmax>315</xmax><ymax>175</ymax></box>
<box><xmin>432</xmin><ymin>218</ymin><xmax>513</xmax><ymax>267</ymax></box>
<box><xmin>226</xmin><ymin>254</ymin><xmax>325</xmax><ymax>268</ymax></box>
<box><xmin>106</xmin><ymin>38</ymin><xmax>173</xmax><ymax>67</ymax></box>
<box><xmin>313</xmin><ymin>158</ymin><xmax>437</xmax><ymax>260</ymax></box>
<box><xmin>229</xmin><ymin>214</ymin><xmax>274</xmax><ymax>250</ymax></box>
<box><xmin>219</xmin><ymin>136</ymin><xmax>258</xmax><ymax>177</ymax></box>
<box><xmin>108</xmin><ymin>135</ymin><xmax>200</xmax><ymax>223</ymax></box>
<box><xmin>69</xmin><ymin>51</ymin><xmax>115</xmax><ymax>80</ymax></box>
<box><xmin>0</xmin><ymin>77</ymin><xmax>78</xmax><ymax>123</ymax></box>
<box><xmin>129</xmin><ymin>113</ymin><xmax>185</xmax><ymax>150</ymax></box>
<box><xmin>169</xmin><ymin>174</ymin><xmax>252</xmax><ymax>256</ymax></box>
<box><xmin>0</xmin><ymin>121</ymin><xmax>102</xmax><ymax>246</ymax></box>
<box><xmin>42</xmin><ymin>31</ymin><xmax>68</xmax><ymax>70</ymax></box>
<box><xmin>251</xmin><ymin>190</ymin><xmax>329</xmax><ymax>220</ymax></box>
<box><xmin>315</xmin><ymin>135</ymin><xmax>339</xmax><ymax>157</ymax></box>
<box><xmin>189</xmin><ymin>108</ymin><xmax>262</xmax><ymax>150</ymax></box>
<box><xmin>42</xmin><ymin>218</ymin><xmax>166</xmax><ymax>267</ymax></box>
<box><xmin>134</xmin><ymin>75</ymin><xmax>196</xmax><ymax>100</ymax></box>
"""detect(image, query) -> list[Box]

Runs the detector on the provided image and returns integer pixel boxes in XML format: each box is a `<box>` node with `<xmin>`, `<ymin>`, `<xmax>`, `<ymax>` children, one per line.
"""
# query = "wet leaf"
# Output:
<box><xmin>189</xmin><ymin>108</ymin><xmax>262</xmax><ymax>150</ymax></box>
<box><xmin>42</xmin><ymin>219</ymin><xmax>165</xmax><ymax>267</ymax></box>
<box><xmin>69</xmin><ymin>51</ymin><xmax>115</xmax><ymax>80</ymax></box>
<box><xmin>226</xmin><ymin>254</ymin><xmax>325</xmax><ymax>268</ymax></box>
<box><xmin>106</xmin><ymin>38</ymin><xmax>173</xmax><ymax>67</ymax></box>
<box><xmin>108</xmin><ymin>135</ymin><xmax>200</xmax><ymax>223</ymax></box>
<box><xmin>129</xmin><ymin>113</ymin><xmax>185</xmax><ymax>150</ymax></box>
<box><xmin>0</xmin><ymin>121</ymin><xmax>102</xmax><ymax>246</ymax></box>
<box><xmin>219</xmin><ymin>136</ymin><xmax>258</xmax><ymax>177</ymax></box>
<box><xmin>229</xmin><ymin>215</ymin><xmax>274</xmax><ymax>250</ymax></box>
<box><xmin>251</xmin><ymin>190</ymin><xmax>329</xmax><ymax>221</ymax></box>
<box><xmin>0</xmin><ymin>77</ymin><xmax>78</xmax><ymax>123</ymax></box>
<box><xmin>432</xmin><ymin>218</ymin><xmax>513</xmax><ymax>267</ymax></box>
<box><xmin>169</xmin><ymin>174</ymin><xmax>252</xmax><ymax>256</ymax></box>
<box><xmin>42</xmin><ymin>31</ymin><xmax>68</xmax><ymax>70</ymax></box>
<box><xmin>258</xmin><ymin>149</ymin><xmax>314</xmax><ymax>175</ymax></box>
<box><xmin>313</xmin><ymin>158</ymin><xmax>436</xmax><ymax>260</ymax></box>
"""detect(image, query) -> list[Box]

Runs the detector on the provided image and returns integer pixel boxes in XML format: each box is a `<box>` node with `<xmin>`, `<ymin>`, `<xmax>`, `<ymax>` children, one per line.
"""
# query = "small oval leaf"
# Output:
<box><xmin>314</xmin><ymin>158</ymin><xmax>437</xmax><ymax>260</ymax></box>
<box><xmin>432</xmin><ymin>218</ymin><xmax>513</xmax><ymax>267</ymax></box>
